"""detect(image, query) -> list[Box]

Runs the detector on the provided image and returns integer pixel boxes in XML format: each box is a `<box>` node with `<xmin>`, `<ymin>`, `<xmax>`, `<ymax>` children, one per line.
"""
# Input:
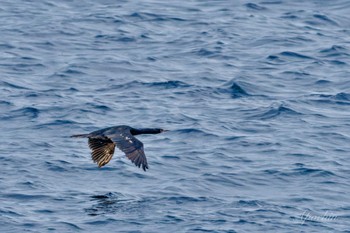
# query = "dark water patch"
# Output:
<box><xmin>117</xmin><ymin>36</ymin><xmax>136</xmax><ymax>42</ymax></box>
<box><xmin>102</xmin><ymin>80</ymin><xmax>191</xmax><ymax>91</ymax></box>
<box><xmin>202</xmin><ymin>173</ymin><xmax>245</xmax><ymax>187</ymax></box>
<box><xmin>195</xmin><ymin>48</ymin><xmax>218</xmax><ymax>57</ymax></box>
<box><xmin>305</xmin><ymin>93</ymin><xmax>350</xmax><ymax>105</ymax></box>
<box><xmin>249</xmin><ymin>36</ymin><xmax>292</xmax><ymax>47</ymax></box>
<box><xmin>279</xmin><ymin>51</ymin><xmax>313</xmax><ymax>60</ymax></box>
<box><xmin>95</xmin><ymin>34</ymin><xmax>136</xmax><ymax>42</ymax></box>
<box><xmin>12</xmin><ymin>63</ymin><xmax>45</xmax><ymax>69</ymax></box>
<box><xmin>0</xmin><ymin>209</ymin><xmax>24</xmax><ymax>217</ymax></box>
<box><xmin>334</xmin><ymin>92</ymin><xmax>350</xmax><ymax>101</ymax></box>
<box><xmin>315</xmin><ymin>79</ymin><xmax>331</xmax><ymax>85</ymax></box>
<box><xmin>20</xmin><ymin>56</ymin><xmax>39</xmax><ymax>61</ymax></box>
<box><xmin>50</xmin><ymin>68</ymin><xmax>86</xmax><ymax>78</ymax></box>
<box><xmin>49</xmin><ymin>72</ymin><xmax>69</xmax><ymax>78</ymax></box>
<box><xmin>327</xmin><ymin>59</ymin><xmax>347</xmax><ymax>65</ymax></box>
<box><xmin>244</xmin><ymin>3</ymin><xmax>267</xmax><ymax>10</ymax></box>
<box><xmin>63</xmin><ymin>68</ymin><xmax>86</xmax><ymax>75</ymax></box>
<box><xmin>161</xmin><ymin>155</ymin><xmax>180</xmax><ymax>160</ymax></box>
<box><xmin>5</xmin><ymin>107</ymin><xmax>40</xmax><ymax>119</ymax></box>
<box><xmin>319</xmin><ymin>45</ymin><xmax>349</xmax><ymax>57</ymax></box>
<box><xmin>282</xmin><ymin>70</ymin><xmax>310</xmax><ymax>77</ymax></box>
<box><xmin>32</xmin><ymin>141</ymin><xmax>55</xmax><ymax>150</ymax></box>
<box><xmin>190</xmin><ymin>227</ymin><xmax>233</xmax><ymax>232</ymax></box>
<box><xmin>33</xmin><ymin>120</ymin><xmax>79</xmax><ymax>131</ymax></box>
<box><xmin>266</xmin><ymin>54</ymin><xmax>285</xmax><ymax>63</ymax></box>
<box><xmin>313</xmin><ymin>14</ymin><xmax>338</xmax><ymax>26</ymax></box>
<box><xmin>58</xmin><ymin>222</ymin><xmax>83</xmax><ymax>230</ymax></box>
<box><xmin>85</xmin><ymin>103</ymin><xmax>112</xmax><ymax>112</ymax></box>
<box><xmin>289</xmin><ymin>36</ymin><xmax>314</xmax><ymax>43</ymax></box>
<box><xmin>34</xmin><ymin>209</ymin><xmax>55</xmax><ymax>214</ymax></box>
<box><xmin>0</xmin><ymin>81</ymin><xmax>30</xmax><ymax>90</ymax></box>
<box><xmin>289</xmin><ymin>197</ymin><xmax>314</xmax><ymax>203</ymax></box>
<box><xmin>66</xmin><ymin>87</ymin><xmax>79</xmax><ymax>92</ymax></box>
<box><xmin>163</xmin><ymin>214</ymin><xmax>184</xmax><ymax>223</ymax></box>
<box><xmin>90</xmin><ymin>195</ymin><xmax>109</xmax><ymax>199</ymax></box>
<box><xmin>24</xmin><ymin>90</ymin><xmax>64</xmax><ymax>99</ymax></box>
<box><xmin>264</xmin><ymin>166</ymin><xmax>337</xmax><ymax>178</ymax></box>
<box><xmin>224</xmin><ymin>135</ymin><xmax>245</xmax><ymax>141</ymax></box>
<box><xmin>45</xmin><ymin>161</ymin><xmax>70</xmax><ymax>172</ymax></box>
<box><xmin>220</xmin><ymin>80</ymin><xmax>250</xmax><ymax>98</ymax></box>
<box><xmin>0</xmin><ymin>100</ymin><xmax>13</xmax><ymax>108</ymax></box>
<box><xmin>281</xmin><ymin>12</ymin><xmax>299</xmax><ymax>19</ymax></box>
<box><xmin>234</xmin><ymin>200</ymin><xmax>264</xmax><ymax>208</ymax></box>
<box><xmin>90</xmin><ymin>192</ymin><xmax>128</xmax><ymax>200</ymax></box>
<box><xmin>128</xmin><ymin>12</ymin><xmax>186</xmax><ymax>22</ymax></box>
<box><xmin>286</xmin><ymin>153</ymin><xmax>315</xmax><ymax>158</ymax></box>
<box><xmin>18</xmin><ymin>181</ymin><xmax>42</xmax><ymax>190</ymax></box>
<box><xmin>0</xmin><ymin>155</ymin><xmax>18</xmax><ymax>165</ymax></box>
<box><xmin>260</xmin><ymin>1</ymin><xmax>283</xmax><ymax>5</ymax></box>
<box><xmin>291</xmin><ymin>167</ymin><xmax>336</xmax><ymax>177</ymax></box>
<box><xmin>22</xmin><ymin>223</ymin><xmax>38</xmax><ymax>228</ymax></box>
<box><xmin>150</xmin><ymin>80</ymin><xmax>191</xmax><ymax>89</ymax></box>
<box><xmin>4</xmin><ymin>193</ymin><xmax>52</xmax><ymax>200</ymax></box>
<box><xmin>147</xmin><ymin>56</ymin><xmax>157</xmax><ymax>61</ymax></box>
<box><xmin>250</xmin><ymin>104</ymin><xmax>301</xmax><ymax>120</ymax></box>
<box><xmin>25</xmin><ymin>92</ymin><xmax>40</xmax><ymax>98</ymax></box>
<box><xmin>84</xmin><ymin>218</ymin><xmax>119</xmax><ymax>225</ymax></box>
<box><xmin>167</xmin><ymin>196</ymin><xmax>210</xmax><ymax>204</ymax></box>
<box><xmin>172</xmin><ymin>128</ymin><xmax>218</xmax><ymax>138</ymax></box>
<box><xmin>0</xmin><ymin>43</ymin><xmax>15</xmax><ymax>49</ymax></box>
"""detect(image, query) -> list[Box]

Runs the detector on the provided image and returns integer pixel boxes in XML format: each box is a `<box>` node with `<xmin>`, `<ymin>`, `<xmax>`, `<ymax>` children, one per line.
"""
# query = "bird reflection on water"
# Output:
<box><xmin>85</xmin><ymin>193</ymin><xmax>147</xmax><ymax>216</ymax></box>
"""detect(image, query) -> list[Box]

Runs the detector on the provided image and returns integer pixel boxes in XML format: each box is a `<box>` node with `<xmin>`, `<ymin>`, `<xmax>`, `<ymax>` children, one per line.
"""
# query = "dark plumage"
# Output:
<box><xmin>71</xmin><ymin>125</ymin><xmax>167</xmax><ymax>171</ymax></box>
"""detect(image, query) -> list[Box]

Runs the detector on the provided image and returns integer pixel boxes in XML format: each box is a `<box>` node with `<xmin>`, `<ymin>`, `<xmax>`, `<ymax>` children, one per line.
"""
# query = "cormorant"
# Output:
<box><xmin>71</xmin><ymin>125</ymin><xmax>167</xmax><ymax>171</ymax></box>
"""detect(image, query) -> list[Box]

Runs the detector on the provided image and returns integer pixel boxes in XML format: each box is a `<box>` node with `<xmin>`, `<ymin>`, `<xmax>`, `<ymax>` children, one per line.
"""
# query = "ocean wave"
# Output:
<box><xmin>245</xmin><ymin>3</ymin><xmax>267</xmax><ymax>10</ymax></box>
<box><xmin>171</xmin><ymin>128</ymin><xmax>219</xmax><ymax>138</ymax></box>
<box><xmin>0</xmin><ymin>80</ymin><xmax>30</xmax><ymax>90</ymax></box>
<box><xmin>303</xmin><ymin>92</ymin><xmax>350</xmax><ymax>105</ymax></box>
<box><xmin>319</xmin><ymin>45</ymin><xmax>349</xmax><ymax>57</ymax></box>
<box><xmin>311</xmin><ymin>14</ymin><xmax>338</xmax><ymax>26</ymax></box>
<box><xmin>279</xmin><ymin>51</ymin><xmax>314</xmax><ymax>60</ymax></box>
<box><xmin>128</xmin><ymin>12</ymin><xmax>186</xmax><ymax>22</ymax></box>
<box><xmin>263</xmin><ymin>166</ymin><xmax>337</xmax><ymax>178</ymax></box>
<box><xmin>2</xmin><ymin>107</ymin><xmax>40</xmax><ymax>120</ymax></box>
<box><xmin>35</xmin><ymin>120</ymin><xmax>78</xmax><ymax>128</ymax></box>
<box><xmin>4</xmin><ymin>193</ymin><xmax>52</xmax><ymax>200</ymax></box>
<box><xmin>99</xmin><ymin>80</ymin><xmax>191</xmax><ymax>91</ymax></box>
<box><xmin>221</xmin><ymin>80</ymin><xmax>250</xmax><ymax>98</ymax></box>
<box><xmin>250</xmin><ymin>103</ymin><xmax>301</xmax><ymax>120</ymax></box>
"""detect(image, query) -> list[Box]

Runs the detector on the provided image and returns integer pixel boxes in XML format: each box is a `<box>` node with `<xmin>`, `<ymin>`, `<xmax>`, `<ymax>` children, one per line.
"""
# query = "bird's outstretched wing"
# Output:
<box><xmin>110</xmin><ymin>130</ymin><xmax>148</xmax><ymax>171</ymax></box>
<box><xmin>88</xmin><ymin>137</ymin><xmax>116</xmax><ymax>168</ymax></box>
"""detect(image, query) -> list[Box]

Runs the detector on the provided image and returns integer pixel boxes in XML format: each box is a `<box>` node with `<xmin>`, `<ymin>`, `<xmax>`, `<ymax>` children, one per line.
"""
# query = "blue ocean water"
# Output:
<box><xmin>1</xmin><ymin>0</ymin><xmax>350</xmax><ymax>232</ymax></box>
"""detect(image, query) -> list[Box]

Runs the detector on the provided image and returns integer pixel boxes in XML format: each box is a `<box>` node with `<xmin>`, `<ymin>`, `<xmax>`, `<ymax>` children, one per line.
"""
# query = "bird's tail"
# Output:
<box><xmin>70</xmin><ymin>134</ymin><xmax>89</xmax><ymax>138</ymax></box>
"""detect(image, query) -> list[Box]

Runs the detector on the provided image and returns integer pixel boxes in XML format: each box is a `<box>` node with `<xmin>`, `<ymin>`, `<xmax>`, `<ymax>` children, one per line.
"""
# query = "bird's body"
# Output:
<box><xmin>71</xmin><ymin>125</ymin><xmax>166</xmax><ymax>171</ymax></box>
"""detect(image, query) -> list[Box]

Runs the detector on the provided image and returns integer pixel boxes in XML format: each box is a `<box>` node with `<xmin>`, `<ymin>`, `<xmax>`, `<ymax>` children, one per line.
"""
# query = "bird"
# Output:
<box><xmin>71</xmin><ymin>125</ymin><xmax>167</xmax><ymax>171</ymax></box>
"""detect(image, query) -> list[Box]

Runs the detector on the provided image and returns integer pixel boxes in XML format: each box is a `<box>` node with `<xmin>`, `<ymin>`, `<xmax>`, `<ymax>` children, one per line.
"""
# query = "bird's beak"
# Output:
<box><xmin>161</xmin><ymin>129</ymin><xmax>169</xmax><ymax>133</ymax></box>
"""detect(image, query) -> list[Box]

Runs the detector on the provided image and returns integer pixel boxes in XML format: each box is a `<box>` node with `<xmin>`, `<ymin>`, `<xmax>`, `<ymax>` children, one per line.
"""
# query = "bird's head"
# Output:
<box><xmin>130</xmin><ymin>127</ymin><xmax>169</xmax><ymax>135</ymax></box>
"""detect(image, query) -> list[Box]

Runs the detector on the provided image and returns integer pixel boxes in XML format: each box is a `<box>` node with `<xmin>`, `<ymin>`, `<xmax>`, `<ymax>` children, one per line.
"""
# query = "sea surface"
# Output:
<box><xmin>1</xmin><ymin>0</ymin><xmax>350</xmax><ymax>232</ymax></box>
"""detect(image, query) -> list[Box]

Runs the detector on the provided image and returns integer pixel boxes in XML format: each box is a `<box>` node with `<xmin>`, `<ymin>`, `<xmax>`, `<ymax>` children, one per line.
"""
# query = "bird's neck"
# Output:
<box><xmin>130</xmin><ymin>128</ymin><xmax>161</xmax><ymax>135</ymax></box>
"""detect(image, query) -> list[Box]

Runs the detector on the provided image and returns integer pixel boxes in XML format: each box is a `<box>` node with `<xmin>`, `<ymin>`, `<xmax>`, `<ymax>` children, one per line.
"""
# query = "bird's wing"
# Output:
<box><xmin>88</xmin><ymin>137</ymin><xmax>116</xmax><ymax>168</ymax></box>
<box><xmin>110</xmin><ymin>131</ymin><xmax>148</xmax><ymax>171</ymax></box>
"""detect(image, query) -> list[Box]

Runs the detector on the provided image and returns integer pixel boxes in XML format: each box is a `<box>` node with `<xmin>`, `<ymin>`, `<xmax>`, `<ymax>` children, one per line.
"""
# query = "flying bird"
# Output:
<box><xmin>71</xmin><ymin>125</ymin><xmax>167</xmax><ymax>171</ymax></box>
